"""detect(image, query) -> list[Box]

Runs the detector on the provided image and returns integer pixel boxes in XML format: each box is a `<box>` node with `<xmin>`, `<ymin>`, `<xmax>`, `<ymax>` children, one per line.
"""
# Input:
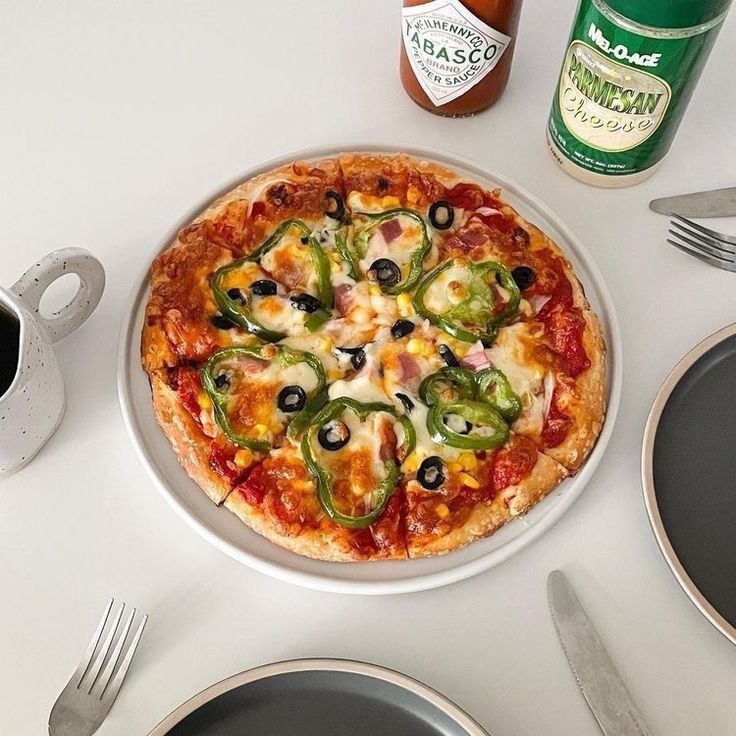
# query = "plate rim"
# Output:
<box><xmin>146</xmin><ymin>657</ymin><xmax>490</xmax><ymax>736</ymax></box>
<box><xmin>641</xmin><ymin>321</ymin><xmax>736</xmax><ymax>646</ymax></box>
<box><xmin>117</xmin><ymin>142</ymin><xmax>622</xmax><ymax>595</ymax></box>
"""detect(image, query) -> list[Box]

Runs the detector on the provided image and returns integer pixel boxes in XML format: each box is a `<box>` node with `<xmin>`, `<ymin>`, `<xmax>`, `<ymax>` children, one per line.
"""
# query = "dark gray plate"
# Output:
<box><xmin>643</xmin><ymin>324</ymin><xmax>736</xmax><ymax>645</ymax></box>
<box><xmin>148</xmin><ymin>659</ymin><xmax>489</xmax><ymax>736</ymax></box>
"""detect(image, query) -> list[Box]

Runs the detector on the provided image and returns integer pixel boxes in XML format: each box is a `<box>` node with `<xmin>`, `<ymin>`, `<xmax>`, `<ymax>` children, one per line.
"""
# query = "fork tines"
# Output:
<box><xmin>667</xmin><ymin>214</ymin><xmax>736</xmax><ymax>271</ymax></box>
<box><xmin>75</xmin><ymin>598</ymin><xmax>147</xmax><ymax>701</ymax></box>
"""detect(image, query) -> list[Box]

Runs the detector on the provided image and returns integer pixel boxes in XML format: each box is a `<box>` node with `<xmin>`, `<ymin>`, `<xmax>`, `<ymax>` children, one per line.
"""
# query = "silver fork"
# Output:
<box><xmin>49</xmin><ymin>599</ymin><xmax>148</xmax><ymax>736</ymax></box>
<box><xmin>667</xmin><ymin>214</ymin><xmax>736</xmax><ymax>271</ymax></box>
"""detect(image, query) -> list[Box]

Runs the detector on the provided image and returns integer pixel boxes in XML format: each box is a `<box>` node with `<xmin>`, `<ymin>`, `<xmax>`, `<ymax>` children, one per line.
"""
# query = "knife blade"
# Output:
<box><xmin>649</xmin><ymin>187</ymin><xmax>736</xmax><ymax>217</ymax></box>
<box><xmin>548</xmin><ymin>571</ymin><xmax>653</xmax><ymax>736</ymax></box>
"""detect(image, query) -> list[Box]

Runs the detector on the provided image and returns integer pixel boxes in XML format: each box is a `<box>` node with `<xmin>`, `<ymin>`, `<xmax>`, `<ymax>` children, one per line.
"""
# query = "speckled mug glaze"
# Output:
<box><xmin>0</xmin><ymin>248</ymin><xmax>105</xmax><ymax>477</ymax></box>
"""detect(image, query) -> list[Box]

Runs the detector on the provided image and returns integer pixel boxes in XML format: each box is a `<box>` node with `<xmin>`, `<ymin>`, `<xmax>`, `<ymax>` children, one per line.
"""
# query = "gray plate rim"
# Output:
<box><xmin>146</xmin><ymin>657</ymin><xmax>490</xmax><ymax>736</ymax></box>
<box><xmin>641</xmin><ymin>321</ymin><xmax>736</xmax><ymax>646</ymax></box>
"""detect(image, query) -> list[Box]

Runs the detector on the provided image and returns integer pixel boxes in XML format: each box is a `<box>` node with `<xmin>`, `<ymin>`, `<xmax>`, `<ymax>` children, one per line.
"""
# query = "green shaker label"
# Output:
<box><xmin>560</xmin><ymin>40</ymin><xmax>670</xmax><ymax>152</ymax></box>
<box><xmin>548</xmin><ymin>0</ymin><xmax>725</xmax><ymax>177</ymax></box>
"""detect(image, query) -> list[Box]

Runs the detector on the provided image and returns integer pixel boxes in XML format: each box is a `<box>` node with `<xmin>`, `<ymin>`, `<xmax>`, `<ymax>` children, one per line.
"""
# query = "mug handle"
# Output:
<box><xmin>10</xmin><ymin>248</ymin><xmax>105</xmax><ymax>344</ymax></box>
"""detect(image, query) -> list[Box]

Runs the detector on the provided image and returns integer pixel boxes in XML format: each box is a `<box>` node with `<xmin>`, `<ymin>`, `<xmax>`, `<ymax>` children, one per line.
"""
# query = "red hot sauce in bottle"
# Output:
<box><xmin>400</xmin><ymin>0</ymin><xmax>523</xmax><ymax>117</ymax></box>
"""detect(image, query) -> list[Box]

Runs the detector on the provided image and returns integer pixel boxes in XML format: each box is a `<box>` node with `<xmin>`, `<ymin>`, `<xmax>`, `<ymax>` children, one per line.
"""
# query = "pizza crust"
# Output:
<box><xmin>224</xmin><ymin>488</ymin><xmax>407</xmax><ymax>562</ymax></box>
<box><xmin>150</xmin><ymin>372</ymin><xmax>232</xmax><ymax>504</ymax></box>
<box><xmin>407</xmin><ymin>450</ymin><xmax>568</xmax><ymax>558</ymax></box>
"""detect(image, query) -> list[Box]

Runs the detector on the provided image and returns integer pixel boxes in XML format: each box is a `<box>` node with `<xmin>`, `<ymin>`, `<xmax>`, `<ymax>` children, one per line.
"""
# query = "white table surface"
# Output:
<box><xmin>2</xmin><ymin>1</ymin><xmax>735</xmax><ymax>734</ymax></box>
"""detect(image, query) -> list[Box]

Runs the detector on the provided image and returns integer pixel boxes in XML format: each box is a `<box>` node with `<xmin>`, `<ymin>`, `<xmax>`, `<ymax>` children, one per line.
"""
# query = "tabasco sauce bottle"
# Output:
<box><xmin>400</xmin><ymin>0</ymin><xmax>523</xmax><ymax>116</ymax></box>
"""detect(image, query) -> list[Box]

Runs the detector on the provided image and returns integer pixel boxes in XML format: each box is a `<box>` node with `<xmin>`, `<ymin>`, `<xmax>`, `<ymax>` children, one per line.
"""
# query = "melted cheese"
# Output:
<box><xmin>486</xmin><ymin>323</ymin><xmax>550</xmax><ymax>436</ymax></box>
<box><xmin>347</xmin><ymin>191</ymin><xmax>401</xmax><ymax>213</ymax></box>
<box><xmin>252</xmin><ymin>295</ymin><xmax>307</xmax><ymax>334</ymax></box>
<box><xmin>421</xmin><ymin>263</ymin><xmax>469</xmax><ymax>313</ymax></box>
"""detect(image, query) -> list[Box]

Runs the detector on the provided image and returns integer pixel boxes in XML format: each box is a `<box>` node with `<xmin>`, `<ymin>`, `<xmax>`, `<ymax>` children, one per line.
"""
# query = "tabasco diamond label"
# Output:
<box><xmin>402</xmin><ymin>0</ymin><xmax>511</xmax><ymax>107</ymax></box>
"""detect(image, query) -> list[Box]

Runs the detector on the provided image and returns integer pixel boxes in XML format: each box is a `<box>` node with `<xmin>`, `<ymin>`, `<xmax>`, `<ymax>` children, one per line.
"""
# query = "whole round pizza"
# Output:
<box><xmin>141</xmin><ymin>153</ymin><xmax>606</xmax><ymax>561</ymax></box>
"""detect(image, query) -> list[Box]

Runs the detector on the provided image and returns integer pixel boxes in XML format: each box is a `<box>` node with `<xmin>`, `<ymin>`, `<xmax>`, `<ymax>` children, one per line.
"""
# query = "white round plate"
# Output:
<box><xmin>117</xmin><ymin>144</ymin><xmax>621</xmax><ymax>595</ymax></box>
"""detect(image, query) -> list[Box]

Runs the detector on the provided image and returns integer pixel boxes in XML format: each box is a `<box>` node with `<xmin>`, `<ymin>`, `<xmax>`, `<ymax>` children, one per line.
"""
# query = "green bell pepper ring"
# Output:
<box><xmin>201</xmin><ymin>345</ymin><xmax>326</xmax><ymax>452</ymax></box>
<box><xmin>301</xmin><ymin>397</ymin><xmax>415</xmax><ymax>529</ymax></box>
<box><xmin>211</xmin><ymin>219</ymin><xmax>333</xmax><ymax>341</ymax></box>
<box><xmin>418</xmin><ymin>367</ymin><xmax>476</xmax><ymax>407</ymax></box>
<box><xmin>412</xmin><ymin>259</ymin><xmax>520</xmax><ymax>345</ymax></box>
<box><xmin>475</xmin><ymin>367</ymin><xmax>522</xmax><ymax>422</ymax></box>
<box><xmin>334</xmin><ymin>227</ymin><xmax>360</xmax><ymax>281</ymax></box>
<box><xmin>354</xmin><ymin>208</ymin><xmax>432</xmax><ymax>295</ymax></box>
<box><xmin>427</xmin><ymin>399</ymin><xmax>509</xmax><ymax>450</ymax></box>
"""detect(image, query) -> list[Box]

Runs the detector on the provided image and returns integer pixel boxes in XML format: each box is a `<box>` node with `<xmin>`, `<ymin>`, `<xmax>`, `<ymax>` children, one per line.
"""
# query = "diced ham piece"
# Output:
<box><xmin>460</xmin><ymin>341</ymin><xmax>491</xmax><ymax>371</ymax></box>
<box><xmin>236</xmin><ymin>355</ymin><xmax>268</xmax><ymax>373</ymax></box>
<box><xmin>398</xmin><ymin>353</ymin><xmax>421</xmax><ymax>381</ymax></box>
<box><xmin>379</xmin><ymin>218</ymin><xmax>403</xmax><ymax>243</ymax></box>
<box><xmin>334</xmin><ymin>283</ymin><xmax>355</xmax><ymax>316</ymax></box>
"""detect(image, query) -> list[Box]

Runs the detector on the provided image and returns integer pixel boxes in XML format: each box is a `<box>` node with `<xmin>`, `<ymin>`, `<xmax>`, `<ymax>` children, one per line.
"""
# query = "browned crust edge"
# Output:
<box><xmin>408</xmin><ymin>451</ymin><xmax>568</xmax><ymax>558</ymax></box>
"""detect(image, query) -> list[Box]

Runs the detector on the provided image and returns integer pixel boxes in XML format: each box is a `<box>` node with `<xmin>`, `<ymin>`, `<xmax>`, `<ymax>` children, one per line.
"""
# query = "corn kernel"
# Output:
<box><xmin>435</xmin><ymin>503</ymin><xmax>450</xmax><ymax>519</ymax></box>
<box><xmin>369</xmin><ymin>284</ymin><xmax>382</xmax><ymax>296</ymax></box>
<box><xmin>458</xmin><ymin>472</ymin><xmax>480</xmax><ymax>489</ymax></box>
<box><xmin>448</xmin><ymin>462</ymin><xmax>463</xmax><ymax>473</ymax></box>
<box><xmin>403</xmin><ymin>452</ymin><xmax>420</xmax><ymax>473</ymax></box>
<box><xmin>459</xmin><ymin>452</ymin><xmax>478</xmax><ymax>470</ymax></box>
<box><xmin>422</xmin><ymin>342</ymin><xmax>435</xmax><ymax>358</ymax></box>
<box><xmin>253</xmin><ymin>423</ymin><xmax>269</xmax><ymax>438</ymax></box>
<box><xmin>234</xmin><ymin>449</ymin><xmax>254</xmax><ymax>470</ymax></box>
<box><xmin>198</xmin><ymin>392</ymin><xmax>212</xmax><ymax>412</ymax></box>
<box><xmin>396</xmin><ymin>293</ymin><xmax>414</xmax><ymax>317</ymax></box>
<box><xmin>407</xmin><ymin>338</ymin><xmax>424</xmax><ymax>355</ymax></box>
<box><xmin>406</xmin><ymin>185</ymin><xmax>422</xmax><ymax>205</ymax></box>
<box><xmin>318</xmin><ymin>337</ymin><xmax>333</xmax><ymax>352</ymax></box>
<box><xmin>331</xmin><ymin>261</ymin><xmax>342</xmax><ymax>273</ymax></box>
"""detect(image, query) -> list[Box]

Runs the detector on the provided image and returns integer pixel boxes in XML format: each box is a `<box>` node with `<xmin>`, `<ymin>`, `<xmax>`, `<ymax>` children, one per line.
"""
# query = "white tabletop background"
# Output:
<box><xmin>2</xmin><ymin>1</ymin><xmax>735</xmax><ymax>734</ymax></box>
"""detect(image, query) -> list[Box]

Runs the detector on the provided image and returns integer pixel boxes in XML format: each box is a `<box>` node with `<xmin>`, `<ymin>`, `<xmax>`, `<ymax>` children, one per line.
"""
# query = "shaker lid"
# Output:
<box><xmin>605</xmin><ymin>0</ymin><xmax>732</xmax><ymax>28</ymax></box>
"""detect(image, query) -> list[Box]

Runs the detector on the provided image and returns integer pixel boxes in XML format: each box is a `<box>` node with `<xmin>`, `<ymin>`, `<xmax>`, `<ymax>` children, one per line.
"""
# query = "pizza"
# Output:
<box><xmin>141</xmin><ymin>153</ymin><xmax>606</xmax><ymax>561</ymax></box>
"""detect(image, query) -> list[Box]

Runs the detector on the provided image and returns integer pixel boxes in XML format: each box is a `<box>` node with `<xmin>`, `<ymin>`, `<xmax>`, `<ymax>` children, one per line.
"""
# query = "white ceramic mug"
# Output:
<box><xmin>0</xmin><ymin>248</ymin><xmax>105</xmax><ymax>477</ymax></box>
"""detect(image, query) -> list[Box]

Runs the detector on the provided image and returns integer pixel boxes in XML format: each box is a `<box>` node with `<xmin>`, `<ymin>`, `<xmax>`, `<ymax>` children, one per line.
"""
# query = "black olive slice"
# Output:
<box><xmin>211</xmin><ymin>314</ymin><xmax>236</xmax><ymax>330</ymax></box>
<box><xmin>250</xmin><ymin>280</ymin><xmax>278</xmax><ymax>296</ymax></box>
<box><xmin>300</xmin><ymin>236</ymin><xmax>309</xmax><ymax>245</ymax></box>
<box><xmin>395</xmin><ymin>392</ymin><xmax>414</xmax><ymax>413</ymax></box>
<box><xmin>337</xmin><ymin>345</ymin><xmax>366</xmax><ymax>371</ymax></box>
<box><xmin>227</xmin><ymin>288</ymin><xmax>244</xmax><ymax>302</ymax></box>
<box><xmin>428</xmin><ymin>200</ymin><xmax>455</xmax><ymax>230</ymax></box>
<box><xmin>277</xmin><ymin>385</ymin><xmax>307</xmax><ymax>413</ymax></box>
<box><xmin>290</xmin><ymin>293</ymin><xmax>321</xmax><ymax>313</ymax></box>
<box><xmin>367</xmin><ymin>258</ymin><xmax>401</xmax><ymax>287</ymax></box>
<box><xmin>438</xmin><ymin>344</ymin><xmax>460</xmax><ymax>367</ymax></box>
<box><xmin>325</xmin><ymin>190</ymin><xmax>345</xmax><ymax>221</ymax></box>
<box><xmin>318</xmin><ymin>419</ymin><xmax>351</xmax><ymax>451</ymax></box>
<box><xmin>443</xmin><ymin>413</ymin><xmax>472</xmax><ymax>435</ymax></box>
<box><xmin>511</xmin><ymin>266</ymin><xmax>535</xmax><ymax>291</ymax></box>
<box><xmin>214</xmin><ymin>373</ymin><xmax>230</xmax><ymax>390</ymax></box>
<box><xmin>390</xmin><ymin>319</ymin><xmax>415</xmax><ymax>339</ymax></box>
<box><xmin>417</xmin><ymin>456</ymin><xmax>446</xmax><ymax>490</ymax></box>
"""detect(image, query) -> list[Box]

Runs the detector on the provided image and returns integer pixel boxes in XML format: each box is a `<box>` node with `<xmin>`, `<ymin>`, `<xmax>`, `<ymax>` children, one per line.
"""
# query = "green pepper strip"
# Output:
<box><xmin>475</xmin><ymin>368</ymin><xmax>522</xmax><ymax>422</ymax></box>
<box><xmin>201</xmin><ymin>346</ymin><xmax>326</xmax><ymax>452</ymax></box>
<box><xmin>418</xmin><ymin>367</ymin><xmax>476</xmax><ymax>407</ymax></box>
<box><xmin>427</xmin><ymin>400</ymin><xmax>509</xmax><ymax>450</ymax></box>
<box><xmin>211</xmin><ymin>219</ymin><xmax>333</xmax><ymax>341</ymax></box>
<box><xmin>301</xmin><ymin>397</ymin><xmax>415</xmax><ymax>529</ymax></box>
<box><xmin>354</xmin><ymin>208</ymin><xmax>432</xmax><ymax>295</ymax></box>
<box><xmin>334</xmin><ymin>227</ymin><xmax>359</xmax><ymax>281</ymax></box>
<box><xmin>412</xmin><ymin>258</ymin><xmax>520</xmax><ymax>345</ymax></box>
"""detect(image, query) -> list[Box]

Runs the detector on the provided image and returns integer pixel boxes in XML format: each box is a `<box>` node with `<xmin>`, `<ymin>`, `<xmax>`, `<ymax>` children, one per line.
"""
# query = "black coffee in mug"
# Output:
<box><xmin>0</xmin><ymin>306</ymin><xmax>20</xmax><ymax>398</ymax></box>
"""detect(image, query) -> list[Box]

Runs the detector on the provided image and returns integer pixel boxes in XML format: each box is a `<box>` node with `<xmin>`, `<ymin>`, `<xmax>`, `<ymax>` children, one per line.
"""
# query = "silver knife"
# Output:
<box><xmin>649</xmin><ymin>187</ymin><xmax>736</xmax><ymax>217</ymax></box>
<box><xmin>548</xmin><ymin>570</ymin><xmax>653</xmax><ymax>736</ymax></box>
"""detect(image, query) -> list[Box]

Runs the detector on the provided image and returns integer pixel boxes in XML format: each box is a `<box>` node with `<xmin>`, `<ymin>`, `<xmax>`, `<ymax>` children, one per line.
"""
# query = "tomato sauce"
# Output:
<box><xmin>491</xmin><ymin>436</ymin><xmax>538</xmax><ymax>491</ymax></box>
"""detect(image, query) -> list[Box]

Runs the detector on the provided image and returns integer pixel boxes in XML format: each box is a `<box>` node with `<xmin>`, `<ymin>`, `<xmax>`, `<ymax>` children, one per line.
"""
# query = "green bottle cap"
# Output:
<box><xmin>605</xmin><ymin>0</ymin><xmax>732</xmax><ymax>29</ymax></box>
